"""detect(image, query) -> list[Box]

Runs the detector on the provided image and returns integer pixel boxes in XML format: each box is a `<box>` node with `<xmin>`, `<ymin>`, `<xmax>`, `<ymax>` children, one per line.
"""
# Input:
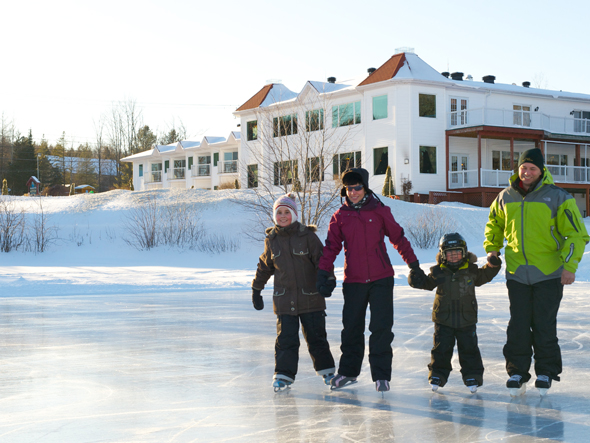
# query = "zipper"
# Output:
<box><xmin>550</xmin><ymin>226</ymin><xmax>561</xmax><ymax>250</ymax></box>
<box><xmin>520</xmin><ymin>197</ymin><xmax>528</xmax><ymax>266</ymax></box>
<box><xmin>565</xmin><ymin>243</ymin><xmax>574</xmax><ymax>263</ymax></box>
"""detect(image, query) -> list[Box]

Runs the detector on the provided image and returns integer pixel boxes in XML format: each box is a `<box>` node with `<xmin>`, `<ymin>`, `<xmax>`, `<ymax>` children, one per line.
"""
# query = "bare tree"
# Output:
<box><xmin>0</xmin><ymin>114</ymin><xmax>16</xmax><ymax>182</ymax></box>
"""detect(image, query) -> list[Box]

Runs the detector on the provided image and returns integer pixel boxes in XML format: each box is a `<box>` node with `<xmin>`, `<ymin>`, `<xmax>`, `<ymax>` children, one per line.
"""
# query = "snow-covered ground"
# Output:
<box><xmin>1</xmin><ymin>189</ymin><xmax>589</xmax><ymax>442</ymax></box>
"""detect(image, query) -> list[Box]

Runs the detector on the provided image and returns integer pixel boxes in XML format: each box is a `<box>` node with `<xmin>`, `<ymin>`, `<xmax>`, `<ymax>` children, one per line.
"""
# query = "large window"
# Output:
<box><xmin>372</xmin><ymin>95</ymin><xmax>388</xmax><ymax>120</ymax></box>
<box><xmin>373</xmin><ymin>147</ymin><xmax>388</xmax><ymax>175</ymax></box>
<box><xmin>151</xmin><ymin>163</ymin><xmax>162</xmax><ymax>182</ymax></box>
<box><xmin>223</xmin><ymin>152</ymin><xmax>238</xmax><ymax>173</ymax></box>
<box><xmin>513</xmin><ymin>104</ymin><xmax>531</xmax><ymax>127</ymax></box>
<box><xmin>247</xmin><ymin>120</ymin><xmax>258</xmax><ymax>140</ymax></box>
<box><xmin>450</xmin><ymin>97</ymin><xmax>468</xmax><ymax>125</ymax></box>
<box><xmin>332</xmin><ymin>101</ymin><xmax>361</xmax><ymax>127</ymax></box>
<box><xmin>573</xmin><ymin>111</ymin><xmax>590</xmax><ymax>133</ymax></box>
<box><xmin>273</xmin><ymin>114</ymin><xmax>298</xmax><ymax>137</ymax></box>
<box><xmin>274</xmin><ymin>160</ymin><xmax>298</xmax><ymax>186</ymax></box>
<box><xmin>419</xmin><ymin>94</ymin><xmax>436</xmax><ymax>118</ymax></box>
<box><xmin>306</xmin><ymin>157</ymin><xmax>324</xmax><ymax>182</ymax></box>
<box><xmin>247</xmin><ymin>164</ymin><xmax>258</xmax><ymax>188</ymax></box>
<box><xmin>173</xmin><ymin>159</ymin><xmax>186</xmax><ymax>179</ymax></box>
<box><xmin>547</xmin><ymin>153</ymin><xmax>568</xmax><ymax>176</ymax></box>
<box><xmin>419</xmin><ymin>146</ymin><xmax>436</xmax><ymax>174</ymax></box>
<box><xmin>306</xmin><ymin>109</ymin><xmax>324</xmax><ymax>132</ymax></box>
<box><xmin>492</xmin><ymin>150</ymin><xmax>520</xmax><ymax>171</ymax></box>
<box><xmin>198</xmin><ymin>155</ymin><xmax>211</xmax><ymax>176</ymax></box>
<box><xmin>138</xmin><ymin>164</ymin><xmax>143</xmax><ymax>177</ymax></box>
<box><xmin>333</xmin><ymin>151</ymin><xmax>362</xmax><ymax>176</ymax></box>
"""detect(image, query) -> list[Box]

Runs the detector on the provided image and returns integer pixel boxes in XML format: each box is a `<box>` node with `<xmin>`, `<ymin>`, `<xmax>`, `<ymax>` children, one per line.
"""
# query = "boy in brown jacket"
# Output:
<box><xmin>252</xmin><ymin>193</ymin><xmax>336</xmax><ymax>392</ymax></box>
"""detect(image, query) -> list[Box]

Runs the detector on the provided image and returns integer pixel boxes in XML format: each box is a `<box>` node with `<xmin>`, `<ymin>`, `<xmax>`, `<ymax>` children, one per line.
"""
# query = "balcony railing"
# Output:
<box><xmin>191</xmin><ymin>164</ymin><xmax>211</xmax><ymax>177</ymax></box>
<box><xmin>168</xmin><ymin>168</ymin><xmax>186</xmax><ymax>180</ymax></box>
<box><xmin>449</xmin><ymin>167</ymin><xmax>590</xmax><ymax>189</ymax></box>
<box><xmin>448</xmin><ymin>107</ymin><xmax>590</xmax><ymax>136</ymax></box>
<box><xmin>221</xmin><ymin>160</ymin><xmax>238</xmax><ymax>174</ymax></box>
<box><xmin>149</xmin><ymin>170</ymin><xmax>162</xmax><ymax>183</ymax></box>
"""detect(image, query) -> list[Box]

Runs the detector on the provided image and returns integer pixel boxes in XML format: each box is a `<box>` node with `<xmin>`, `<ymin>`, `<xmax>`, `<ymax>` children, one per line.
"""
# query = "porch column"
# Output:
<box><xmin>477</xmin><ymin>132</ymin><xmax>482</xmax><ymax>188</ymax></box>
<box><xmin>575</xmin><ymin>144</ymin><xmax>581</xmax><ymax>166</ymax></box>
<box><xmin>446</xmin><ymin>133</ymin><xmax>450</xmax><ymax>191</ymax></box>
<box><xmin>510</xmin><ymin>138</ymin><xmax>514</xmax><ymax>170</ymax></box>
<box><xmin>587</xmin><ymin>188</ymin><xmax>589</xmax><ymax>219</ymax></box>
<box><xmin>541</xmin><ymin>140</ymin><xmax>546</xmax><ymax>157</ymax></box>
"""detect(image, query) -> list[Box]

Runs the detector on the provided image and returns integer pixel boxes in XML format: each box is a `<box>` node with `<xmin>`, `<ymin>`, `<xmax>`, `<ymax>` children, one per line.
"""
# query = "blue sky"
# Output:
<box><xmin>2</xmin><ymin>0</ymin><xmax>589</xmax><ymax>147</ymax></box>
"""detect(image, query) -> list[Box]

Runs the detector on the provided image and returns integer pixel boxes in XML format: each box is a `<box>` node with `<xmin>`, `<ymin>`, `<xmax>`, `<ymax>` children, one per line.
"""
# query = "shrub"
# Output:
<box><xmin>404</xmin><ymin>206</ymin><xmax>455</xmax><ymax>249</ymax></box>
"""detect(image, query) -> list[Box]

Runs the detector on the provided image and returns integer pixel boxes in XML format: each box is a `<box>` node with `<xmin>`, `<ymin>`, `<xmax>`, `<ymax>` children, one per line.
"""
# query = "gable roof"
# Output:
<box><xmin>359</xmin><ymin>53</ymin><xmax>407</xmax><ymax>86</ymax></box>
<box><xmin>236</xmin><ymin>83</ymin><xmax>298</xmax><ymax>111</ymax></box>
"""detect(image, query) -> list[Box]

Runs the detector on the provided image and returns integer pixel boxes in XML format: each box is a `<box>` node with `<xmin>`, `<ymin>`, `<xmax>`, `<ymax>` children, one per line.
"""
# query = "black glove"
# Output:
<box><xmin>252</xmin><ymin>289</ymin><xmax>264</xmax><ymax>310</ymax></box>
<box><xmin>408</xmin><ymin>261</ymin><xmax>426</xmax><ymax>288</ymax></box>
<box><xmin>316</xmin><ymin>269</ymin><xmax>336</xmax><ymax>297</ymax></box>
<box><xmin>431</xmin><ymin>267</ymin><xmax>446</xmax><ymax>284</ymax></box>
<box><xmin>487</xmin><ymin>252</ymin><xmax>502</xmax><ymax>267</ymax></box>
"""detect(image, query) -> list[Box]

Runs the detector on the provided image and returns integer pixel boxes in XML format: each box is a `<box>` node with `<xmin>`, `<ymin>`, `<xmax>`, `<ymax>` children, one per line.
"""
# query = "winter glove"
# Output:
<box><xmin>408</xmin><ymin>261</ymin><xmax>426</xmax><ymax>289</ymax></box>
<box><xmin>252</xmin><ymin>289</ymin><xmax>264</xmax><ymax>310</ymax></box>
<box><xmin>431</xmin><ymin>266</ymin><xmax>446</xmax><ymax>284</ymax></box>
<box><xmin>487</xmin><ymin>252</ymin><xmax>502</xmax><ymax>267</ymax></box>
<box><xmin>316</xmin><ymin>269</ymin><xmax>336</xmax><ymax>297</ymax></box>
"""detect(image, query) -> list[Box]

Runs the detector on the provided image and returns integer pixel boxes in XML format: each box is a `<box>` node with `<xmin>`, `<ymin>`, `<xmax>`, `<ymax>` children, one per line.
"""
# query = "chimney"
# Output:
<box><xmin>441</xmin><ymin>72</ymin><xmax>450</xmax><ymax>78</ymax></box>
<box><xmin>367</xmin><ymin>67</ymin><xmax>376</xmax><ymax>75</ymax></box>
<box><xmin>483</xmin><ymin>75</ymin><xmax>496</xmax><ymax>84</ymax></box>
<box><xmin>451</xmin><ymin>72</ymin><xmax>464</xmax><ymax>81</ymax></box>
<box><xmin>327</xmin><ymin>77</ymin><xmax>336</xmax><ymax>84</ymax></box>
<box><xmin>522</xmin><ymin>81</ymin><xmax>531</xmax><ymax>88</ymax></box>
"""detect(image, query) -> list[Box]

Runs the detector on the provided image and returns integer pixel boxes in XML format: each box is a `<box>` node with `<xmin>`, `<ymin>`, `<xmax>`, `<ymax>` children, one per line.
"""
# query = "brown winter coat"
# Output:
<box><xmin>252</xmin><ymin>222</ymin><xmax>329</xmax><ymax>316</ymax></box>
<box><xmin>420</xmin><ymin>252</ymin><xmax>500</xmax><ymax>328</ymax></box>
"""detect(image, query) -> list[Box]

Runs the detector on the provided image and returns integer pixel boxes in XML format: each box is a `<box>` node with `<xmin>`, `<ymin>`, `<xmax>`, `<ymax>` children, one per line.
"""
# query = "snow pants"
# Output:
<box><xmin>274</xmin><ymin>310</ymin><xmax>335</xmax><ymax>382</ymax></box>
<box><xmin>338</xmin><ymin>276</ymin><xmax>394</xmax><ymax>382</ymax></box>
<box><xmin>504</xmin><ymin>278</ymin><xmax>563</xmax><ymax>382</ymax></box>
<box><xmin>428</xmin><ymin>323</ymin><xmax>484</xmax><ymax>387</ymax></box>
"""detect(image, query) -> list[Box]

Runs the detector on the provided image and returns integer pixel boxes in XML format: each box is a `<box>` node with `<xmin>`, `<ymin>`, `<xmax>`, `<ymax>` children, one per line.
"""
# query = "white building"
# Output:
<box><xmin>122</xmin><ymin>133</ymin><xmax>240</xmax><ymax>191</ymax></box>
<box><xmin>234</xmin><ymin>50</ymin><xmax>590</xmax><ymax>216</ymax></box>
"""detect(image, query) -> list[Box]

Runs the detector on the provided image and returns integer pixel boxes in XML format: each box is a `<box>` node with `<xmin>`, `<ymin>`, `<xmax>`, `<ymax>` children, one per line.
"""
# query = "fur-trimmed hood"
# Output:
<box><xmin>435</xmin><ymin>251</ymin><xmax>478</xmax><ymax>266</ymax></box>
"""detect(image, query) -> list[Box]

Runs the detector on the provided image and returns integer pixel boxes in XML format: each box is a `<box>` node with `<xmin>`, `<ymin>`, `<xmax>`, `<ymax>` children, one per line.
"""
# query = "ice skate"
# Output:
<box><xmin>429</xmin><ymin>377</ymin><xmax>442</xmax><ymax>392</ymax></box>
<box><xmin>272</xmin><ymin>378</ymin><xmax>292</xmax><ymax>392</ymax></box>
<box><xmin>330</xmin><ymin>374</ymin><xmax>357</xmax><ymax>390</ymax></box>
<box><xmin>323</xmin><ymin>373</ymin><xmax>335</xmax><ymax>386</ymax></box>
<box><xmin>465</xmin><ymin>378</ymin><xmax>478</xmax><ymax>394</ymax></box>
<box><xmin>535</xmin><ymin>375</ymin><xmax>552</xmax><ymax>397</ymax></box>
<box><xmin>375</xmin><ymin>380</ymin><xmax>390</xmax><ymax>392</ymax></box>
<box><xmin>507</xmin><ymin>374</ymin><xmax>527</xmax><ymax>397</ymax></box>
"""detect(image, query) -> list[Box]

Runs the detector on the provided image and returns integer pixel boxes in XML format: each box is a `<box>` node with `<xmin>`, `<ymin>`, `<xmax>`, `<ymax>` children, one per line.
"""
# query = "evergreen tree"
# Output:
<box><xmin>7</xmin><ymin>130</ymin><xmax>36</xmax><ymax>195</ymax></box>
<box><xmin>381</xmin><ymin>166</ymin><xmax>395</xmax><ymax>197</ymax></box>
<box><xmin>76</xmin><ymin>144</ymin><xmax>97</xmax><ymax>188</ymax></box>
<box><xmin>137</xmin><ymin>125</ymin><xmax>157</xmax><ymax>152</ymax></box>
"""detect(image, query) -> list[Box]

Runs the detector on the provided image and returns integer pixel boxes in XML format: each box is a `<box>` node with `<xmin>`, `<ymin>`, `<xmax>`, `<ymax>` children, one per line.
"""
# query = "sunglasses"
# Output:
<box><xmin>346</xmin><ymin>185</ymin><xmax>364</xmax><ymax>192</ymax></box>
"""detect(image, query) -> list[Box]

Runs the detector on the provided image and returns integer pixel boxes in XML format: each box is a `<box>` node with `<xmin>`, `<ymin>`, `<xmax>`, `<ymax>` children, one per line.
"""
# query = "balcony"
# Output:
<box><xmin>192</xmin><ymin>165</ymin><xmax>211</xmax><ymax>177</ymax></box>
<box><xmin>448</xmin><ymin>108</ymin><xmax>590</xmax><ymax>137</ymax></box>
<box><xmin>221</xmin><ymin>160</ymin><xmax>238</xmax><ymax>174</ymax></box>
<box><xmin>168</xmin><ymin>168</ymin><xmax>186</xmax><ymax>180</ymax></box>
<box><xmin>449</xmin><ymin>166</ymin><xmax>590</xmax><ymax>189</ymax></box>
<box><xmin>146</xmin><ymin>170</ymin><xmax>162</xmax><ymax>183</ymax></box>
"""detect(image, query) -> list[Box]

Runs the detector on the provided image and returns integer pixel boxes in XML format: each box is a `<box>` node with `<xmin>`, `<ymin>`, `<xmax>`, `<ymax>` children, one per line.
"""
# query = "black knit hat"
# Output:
<box><xmin>341</xmin><ymin>168</ymin><xmax>372</xmax><ymax>197</ymax></box>
<box><xmin>518</xmin><ymin>148</ymin><xmax>544</xmax><ymax>171</ymax></box>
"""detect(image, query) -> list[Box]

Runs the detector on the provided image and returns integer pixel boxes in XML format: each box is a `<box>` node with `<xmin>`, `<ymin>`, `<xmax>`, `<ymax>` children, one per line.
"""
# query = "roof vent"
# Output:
<box><xmin>327</xmin><ymin>77</ymin><xmax>336</xmax><ymax>84</ymax></box>
<box><xmin>482</xmin><ymin>75</ymin><xmax>496</xmax><ymax>84</ymax></box>
<box><xmin>451</xmin><ymin>72</ymin><xmax>464</xmax><ymax>81</ymax></box>
<box><xmin>394</xmin><ymin>46</ymin><xmax>415</xmax><ymax>54</ymax></box>
<box><xmin>522</xmin><ymin>81</ymin><xmax>531</xmax><ymax>88</ymax></box>
<box><xmin>441</xmin><ymin>72</ymin><xmax>450</xmax><ymax>78</ymax></box>
<box><xmin>466</xmin><ymin>74</ymin><xmax>473</xmax><ymax>81</ymax></box>
<box><xmin>367</xmin><ymin>67</ymin><xmax>376</xmax><ymax>75</ymax></box>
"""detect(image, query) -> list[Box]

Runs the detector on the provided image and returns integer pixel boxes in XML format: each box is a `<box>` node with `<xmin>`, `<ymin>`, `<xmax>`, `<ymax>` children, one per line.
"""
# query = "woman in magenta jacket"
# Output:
<box><xmin>317</xmin><ymin>168</ymin><xmax>425</xmax><ymax>392</ymax></box>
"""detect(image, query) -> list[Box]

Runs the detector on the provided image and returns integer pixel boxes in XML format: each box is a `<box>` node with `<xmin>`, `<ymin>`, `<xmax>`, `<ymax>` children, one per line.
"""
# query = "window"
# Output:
<box><xmin>513</xmin><ymin>104</ymin><xmax>531</xmax><ymax>127</ymax></box>
<box><xmin>247</xmin><ymin>164</ymin><xmax>258</xmax><ymax>188</ymax></box>
<box><xmin>451</xmin><ymin>154</ymin><xmax>468</xmax><ymax>184</ymax></box>
<box><xmin>492</xmin><ymin>150</ymin><xmax>520</xmax><ymax>171</ymax></box>
<box><xmin>372</xmin><ymin>95</ymin><xmax>388</xmax><ymax>120</ymax></box>
<box><xmin>573</xmin><ymin>111</ymin><xmax>590</xmax><ymax>133</ymax></box>
<box><xmin>173</xmin><ymin>159</ymin><xmax>186</xmax><ymax>179</ymax></box>
<box><xmin>223</xmin><ymin>152</ymin><xmax>238</xmax><ymax>173</ymax></box>
<box><xmin>333</xmin><ymin>151</ymin><xmax>362</xmax><ymax>176</ymax></box>
<box><xmin>306</xmin><ymin>157</ymin><xmax>324</xmax><ymax>182</ymax></box>
<box><xmin>419</xmin><ymin>94</ymin><xmax>436</xmax><ymax>118</ymax></box>
<box><xmin>547</xmin><ymin>153</ymin><xmax>568</xmax><ymax>176</ymax></box>
<box><xmin>450</xmin><ymin>97</ymin><xmax>468</xmax><ymax>125</ymax></box>
<box><xmin>198</xmin><ymin>156</ymin><xmax>211</xmax><ymax>176</ymax></box>
<box><xmin>213</xmin><ymin>153</ymin><xmax>219</xmax><ymax>167</ymax></box>
<box><xmin>332</xmin><ymin>101</ymin><xmax>361</xmax><ymax>127</ymax></box>
<box><xmin>373</xmin><ymin>147</ymin><xmax>388</xmax><ymax>175</ymax></box>
<box><xmin>164</xmin><ymin>160</ymin><xmax>169</xmax><ymax>172</ymax></box>
<box><xmin>273</xmin><ymin>114</ymin><xmax>298</xmax><ymax>137</ymax></box>
<box><xmin>151</xmin><ymin>163</ymin><xmax>162</xmax><ymax>182</ymax></box>
<box><xmin>138</xmin><ymin>164</ymin><xmax>143</xmax><ymax>177</ymax></box>
<box><xmin>306</xmin><ymin>109</ymin><xmax>324</xmax><ymax>131</ymax></box>
<box><xmin>247</xmin><ymin>120</ymin><xmax>258</xmax><ymax>140</ymax></box>
<box><xmin>188</xmin><ymin>156</ymin><xmax>193</xmax><ymax>170</ymax></box>
<box><xmin>274</xmin><ymin>160</ymin><xmax>298</xmax><ymax>186</ymax></box>
<box><xmin>419</xmin><ymin>146</ymin><xmax>436</xmax><ymax>174</ymax></box>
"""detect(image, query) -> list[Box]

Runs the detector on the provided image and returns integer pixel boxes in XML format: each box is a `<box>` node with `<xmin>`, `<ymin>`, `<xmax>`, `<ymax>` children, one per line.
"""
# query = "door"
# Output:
<box><xmin>451</xmin><ymin>154</ymin><xmax>469</xmax><ymax>185</ymax></box>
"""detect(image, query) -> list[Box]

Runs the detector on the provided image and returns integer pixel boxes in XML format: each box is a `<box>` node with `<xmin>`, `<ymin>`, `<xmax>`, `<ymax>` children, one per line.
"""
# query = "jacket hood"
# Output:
<box><xmin>435</xmin><ymin>251</ymin><xmax>477</xmax><ymax>266</ymax></box>
<box><xmin>266</xmin><ymin>222</ymin><xmax>317</xmax><ymax>238</ymax></box>
<box><xmin>340</xmin><ymin>167</ymin><xmax>372</xmax><ymax>197</ymax></box>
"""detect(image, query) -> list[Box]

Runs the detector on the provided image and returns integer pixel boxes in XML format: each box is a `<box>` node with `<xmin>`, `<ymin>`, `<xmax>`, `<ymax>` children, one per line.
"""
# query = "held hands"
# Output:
<box><xmin>316</xmin><ymin>269</ymin><xmax>336</xmax><ymax>297</ymax></box>
<box><xmin>252</xmin><ymin>288</ymin><xmax>264</xmax><ymax>310</ymax></box>
<box><xmin>487</xmin><ymin>251</ymin><xmax>502</xmax><ymax>267</ymax></box>
<box><xmin>408</xmin><ymin>261</ymin><xmax>426</xmax><ymax>289</ymax></box>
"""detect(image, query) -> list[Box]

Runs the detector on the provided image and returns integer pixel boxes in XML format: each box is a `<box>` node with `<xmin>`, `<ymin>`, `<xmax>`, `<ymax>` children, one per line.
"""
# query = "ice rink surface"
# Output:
<box><xmin>1</xmin><ymin>284</ymin><xmax>590</xmax><ymax>442</ymax></box>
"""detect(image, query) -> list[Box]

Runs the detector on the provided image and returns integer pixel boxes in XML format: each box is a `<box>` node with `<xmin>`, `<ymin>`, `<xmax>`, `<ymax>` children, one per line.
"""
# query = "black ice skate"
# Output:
<box><xmin>507</xmin><ymin>374</ymin><xmax>526</xmax><ymax>397</ymax></box>
<box><xmin>535</xmin><ymin>375</ymin><xmax>552</xmax><ymax>397</ymax></box>
<box><xmin>465</xmin><ymin>378</ymin><xmax>479</xmax><ymax>394</ymax></box>
<box><xmin>330</xmin><ymin>374</ymin><xmax>357</xmax><ymax>390</ymax></box>
<box><xmin>375</xmin><ymin>380</ymin><xmax>390</xmax><ymax>392</ymax></box>
<box><xmin>273</xmin><ymin>378</ymin><xmax>293</xmax><ymax>392</ymax></box>
<box><xmin>429</xmin><ymin>377</ymin><xmax>442</xmax><ymax>392</ymax></box>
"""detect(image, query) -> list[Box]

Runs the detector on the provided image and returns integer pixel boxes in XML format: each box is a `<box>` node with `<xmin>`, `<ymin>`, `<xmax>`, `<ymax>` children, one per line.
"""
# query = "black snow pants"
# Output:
<box><xmin>338</xmin><ymin>276</ymin><xmax>394</xmax><ymax>382</ymax></box>
<box><xmin>428</xmin><ymin>323</ymin><xmax>484</xmax><ymax>387</ymax></box>
<box><xmin>275</xmin><ymin>310</ymin><xmax>335</xmax><ymax>382</ymax></box>
<box><xmin>504</xmin><ymin>278</ymin><xmax>563</xmax><ymax>382</ymax></box>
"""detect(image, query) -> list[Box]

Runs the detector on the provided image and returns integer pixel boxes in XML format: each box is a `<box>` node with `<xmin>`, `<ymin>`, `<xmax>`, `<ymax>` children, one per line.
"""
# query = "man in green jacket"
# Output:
<box><xmin>484</xmin><ymin>148</ymin><xmax>589</xmax><ymax>396</ymax></box>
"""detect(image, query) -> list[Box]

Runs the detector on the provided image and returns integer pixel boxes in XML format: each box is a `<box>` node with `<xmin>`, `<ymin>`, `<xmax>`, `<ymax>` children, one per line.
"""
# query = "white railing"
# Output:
<box><xmin>192</xmin><ymin>165</ymin><xmax>210</xmax><ymax>177</ymax></box>
<box><xmin>222</xmin><ymin>160</ymin><xmax>238</xmax><ymax>174</ymax></box>
<box><xmin>448</xmin><ymin>169</ymin><xmax>479</xmax><ymax>189</ymax></box>
<box><xmin>168</xmin><ymin>168</ymin><xmax>186</xmax><ymax>180</ymax></box>
<box><xmin>546</xmin><ymin>165</ymin><xmax>590</xmax><ymax>183</ymax></box>
<box><xmin>449</xmin><ymin>167</ymin><xmax>590</xmax><ymax>189</ymax></box>
<box><xmin>448</xmin><ymin>107</ymin><xmax>590</xmax><ymax>136</ymax></box>
<box><xmin>481</xmin><ymin>169</ymin><xmax>512</xmax><ymax>188</ymax></box>
<box><xmin>143</xmin><ymin>171</ymin><xmax>162</xmax><ymax>183</ymax></box>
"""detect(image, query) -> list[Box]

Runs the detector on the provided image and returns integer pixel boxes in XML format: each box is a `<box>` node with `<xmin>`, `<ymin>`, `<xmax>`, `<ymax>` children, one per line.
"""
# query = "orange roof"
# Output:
<box><xmin>236</xmin><ymin>84</ymin><xmax>274</xmax><ymax>111</ymax></box>
<box><xmin>358</xmin><ymin>53</ymin><xmax>407</xmax><ymax>86</ymax></box>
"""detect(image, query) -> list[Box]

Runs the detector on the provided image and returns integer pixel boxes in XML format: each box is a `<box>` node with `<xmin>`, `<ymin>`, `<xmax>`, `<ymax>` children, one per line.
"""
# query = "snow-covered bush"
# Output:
<box><xmin>0</xmin><ymin>198</ymin><xmax>26</xmax><ymax>252</ymax></box>
<box><xmin>404</xmin><ymin>206</ymin><xmax>455</xmax><ymax>249</ymax></box>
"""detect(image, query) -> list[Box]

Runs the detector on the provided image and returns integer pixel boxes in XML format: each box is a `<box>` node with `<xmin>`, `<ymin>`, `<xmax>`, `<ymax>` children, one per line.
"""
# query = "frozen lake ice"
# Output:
<box><xmin>1</xmin><ymin>284</ymin><xmax>590</xmax><ymax>442</ymax></box>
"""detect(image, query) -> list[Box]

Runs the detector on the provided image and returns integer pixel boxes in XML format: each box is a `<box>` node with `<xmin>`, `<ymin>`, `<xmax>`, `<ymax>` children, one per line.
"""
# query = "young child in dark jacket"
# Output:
<box><xmin>408</xmin><ymin>232</ymin><xmax>501</xmax><ymax>393</ymax></box>
<box><xmin>251</xmin><ymin>193</ymin><xmax>336</xmax><ymax>392</ymax></box>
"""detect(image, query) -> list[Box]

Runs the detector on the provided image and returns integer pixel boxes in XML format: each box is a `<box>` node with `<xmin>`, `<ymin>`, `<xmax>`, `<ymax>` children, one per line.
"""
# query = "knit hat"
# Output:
<box><xmin>340</xmin><ymin>167</ymin><xmax>372</xmax><ymax>197</ymax></box>
<box><xmin>518</xmin><ymin>148</ymin><xmax>544</xmax><ymax>171</ymax></box>
<box><xmin>273</xmin><ymin>193</ymin><xmax>298</xmax><ymax>225</ymax></box>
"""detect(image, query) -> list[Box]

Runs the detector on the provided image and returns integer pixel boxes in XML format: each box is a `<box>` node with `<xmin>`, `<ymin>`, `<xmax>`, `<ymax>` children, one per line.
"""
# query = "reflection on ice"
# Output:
<box><xmin>1</xmin><ymin>286</ymin><xmax>589</xmax><ymax>442</ymax></box>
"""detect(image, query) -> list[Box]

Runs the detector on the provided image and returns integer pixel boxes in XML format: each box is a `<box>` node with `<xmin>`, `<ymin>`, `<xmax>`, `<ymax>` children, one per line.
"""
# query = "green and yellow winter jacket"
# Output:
<box><xmin>484</xmin><ymin>169</ymin><xmax>589</xmax><ymax>285</ymax></box>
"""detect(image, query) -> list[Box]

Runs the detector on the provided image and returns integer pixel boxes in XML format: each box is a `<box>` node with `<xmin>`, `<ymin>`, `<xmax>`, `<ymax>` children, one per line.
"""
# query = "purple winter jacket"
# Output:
<box><xmin>319</xmin><ymin>195</ymin><xmax>417</xmax><ymax>284</ymax></box>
